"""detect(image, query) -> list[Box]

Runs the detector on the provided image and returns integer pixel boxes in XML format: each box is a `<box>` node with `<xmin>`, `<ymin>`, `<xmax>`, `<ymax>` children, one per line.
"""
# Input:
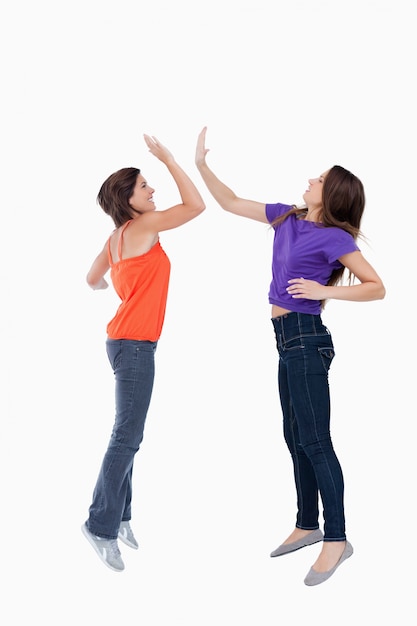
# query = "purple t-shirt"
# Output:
<box><xmin>265</xmin><ymin>203</ymin><xmax>360</xmax><ymax>315</ymax></box>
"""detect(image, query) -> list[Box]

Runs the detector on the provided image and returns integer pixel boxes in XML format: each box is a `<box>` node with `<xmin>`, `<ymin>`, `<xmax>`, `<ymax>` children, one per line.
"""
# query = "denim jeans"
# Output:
<box><xmin>86</xmin><ymin>339</ymin><xmax>157</xmax><ymax>539</ymax></box>
<box><xmin>271</xmin><ymin>312</ymin><xmax>346</xmax><ymax>542</ymax></box>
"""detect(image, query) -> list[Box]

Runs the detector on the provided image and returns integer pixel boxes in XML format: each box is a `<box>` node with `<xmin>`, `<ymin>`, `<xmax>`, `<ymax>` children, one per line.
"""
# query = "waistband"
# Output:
<box><xmin>106</xmin><ymin>338</ymin><xmax>158</xmax><ymax>347</ymax></box>
<box><xmin>271</xmin><ymin>311</ymin><xmax>326</xmax><ymax>334</ymax></box>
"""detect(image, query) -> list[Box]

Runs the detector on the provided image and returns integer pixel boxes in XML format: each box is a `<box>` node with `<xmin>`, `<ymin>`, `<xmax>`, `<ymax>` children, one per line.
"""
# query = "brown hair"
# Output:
<box><xmin>97</xmin><ymin>167</ymin><xmax>140</xmax><ymax>228</ymax></box>
<box><xmin>271</xmin><ymin>165</ymin><xmax>366</xmax><ymax>304</ymax></box>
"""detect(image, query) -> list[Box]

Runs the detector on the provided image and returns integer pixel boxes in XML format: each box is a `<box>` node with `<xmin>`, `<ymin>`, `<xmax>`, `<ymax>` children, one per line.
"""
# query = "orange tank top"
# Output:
<box><xmin>106</xmin><ymin>222</ymin><xmax>171</xmax><ymax>341</ymax></box>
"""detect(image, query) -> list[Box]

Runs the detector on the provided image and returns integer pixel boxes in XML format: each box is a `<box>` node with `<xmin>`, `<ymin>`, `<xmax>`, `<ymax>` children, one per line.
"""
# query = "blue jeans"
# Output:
<box><xmin>272</xmin><ymin>312</ymin><xmax>346</xmax><ymax>542</ymax></box>
<box><xmin>86</xmin><ymin>339</ymin><xmax>157</xmax><ymax>539</ymax></box>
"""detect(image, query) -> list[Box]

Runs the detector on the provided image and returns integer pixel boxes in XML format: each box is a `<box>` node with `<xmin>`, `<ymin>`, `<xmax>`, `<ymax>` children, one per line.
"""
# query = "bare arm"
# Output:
<box><xmin>287</xmin><ymin>251</ymin><xmax>386</xmax><ymax>302</ymax></box>
<box><xmin>86</xmin><ymin>244</ymin><xmax>110</xmax><ymax>290</ymax></box>
<box><xmin>140</xmin><ymin>134</ymin><xmax>205</xmax><ymax>232</ymax></box>
<box><xmin>195</xmin><ymin>127</ymin><xmax>268</xmax><ymax>223</ymax></box>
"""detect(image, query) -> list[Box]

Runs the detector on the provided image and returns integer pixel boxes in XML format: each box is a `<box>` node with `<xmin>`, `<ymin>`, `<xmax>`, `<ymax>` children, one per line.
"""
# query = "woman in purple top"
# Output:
<box><xmin>195</xmin><ymin>127</ymin><xmax>385</xmax><ymax>586</ymax></box>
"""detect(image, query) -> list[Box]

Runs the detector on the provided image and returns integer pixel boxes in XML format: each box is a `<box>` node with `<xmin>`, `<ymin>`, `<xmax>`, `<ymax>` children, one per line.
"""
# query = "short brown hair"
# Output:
<box><xmin>97</xmin><ymin>167</ymin><xmax>140</xmax><ymax>228</ymax></box>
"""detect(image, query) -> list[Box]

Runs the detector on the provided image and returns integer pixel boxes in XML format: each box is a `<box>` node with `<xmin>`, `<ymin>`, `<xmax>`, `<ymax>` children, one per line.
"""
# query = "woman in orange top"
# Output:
<box><xmin>82</xmin><ymin>135</ymin><xmax>205</xmax><ymax>572</ymax></box>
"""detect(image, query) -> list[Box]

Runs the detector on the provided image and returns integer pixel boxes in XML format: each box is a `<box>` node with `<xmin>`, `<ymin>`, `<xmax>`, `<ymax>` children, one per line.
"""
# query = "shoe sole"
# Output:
<box><xmin>81</xmin><ymin>523</ymin><xmax>124</xmax><ymax>572</ymax></box>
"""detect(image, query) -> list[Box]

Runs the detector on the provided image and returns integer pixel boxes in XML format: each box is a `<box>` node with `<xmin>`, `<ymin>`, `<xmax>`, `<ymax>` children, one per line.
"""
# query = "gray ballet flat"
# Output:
<box><xmin>270</xmin><ymin>529</ymin><xmax>324</xmax><ymax>557</ymax></box>
<box><xmin>304</xmin><ymin>541</ymin><xmax>353</xmax><ymax>586</ymax></box>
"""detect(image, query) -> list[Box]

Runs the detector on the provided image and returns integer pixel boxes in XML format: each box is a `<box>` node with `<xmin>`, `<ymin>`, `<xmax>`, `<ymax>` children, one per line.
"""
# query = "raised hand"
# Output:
<box><xmin>143</xmin><ymin>134</ymin><xmax>175</xmax><ymax>164</ymax></box>
<box><xmin>195</xmin><ymin>126</ymin><xmax>210</xmax><ymax>169</ymax></box>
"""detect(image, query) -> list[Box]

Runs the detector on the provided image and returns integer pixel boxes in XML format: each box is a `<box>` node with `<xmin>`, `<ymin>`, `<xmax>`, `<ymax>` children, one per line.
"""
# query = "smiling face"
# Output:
<box><xmin>302</xmin><ymin>170</ymin><xmax>329</xmax><ymax>209</ymax></box>
<box><xmin>129</xmin><ymin>174</ymin><xmax>156</xmax><ymax>214</ymax></box>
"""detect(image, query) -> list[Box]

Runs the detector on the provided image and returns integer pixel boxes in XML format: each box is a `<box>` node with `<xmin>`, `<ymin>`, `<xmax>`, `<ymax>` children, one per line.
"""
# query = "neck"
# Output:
<box><xmin>304</xmin><ymin>206</ymin><xmax>322</xmax><ymax>222</ymax></box>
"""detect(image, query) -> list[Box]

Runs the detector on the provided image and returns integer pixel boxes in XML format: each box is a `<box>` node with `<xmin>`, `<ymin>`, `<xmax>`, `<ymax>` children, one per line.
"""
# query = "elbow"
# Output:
<box><xmin>372</xmin><ymin>280</ymin><xmax>386</xmax><ymax>301</ymax></box>
<box><xmin>86</xmin><ymin>272</ymin><xmax>97</xmax><ymax>290</ymax></box>
<box><xmin>378</xmin><ymin>284</ymin><xmax>386</xmax><ymax>300</ymax></box>
<box><xmin>192</xmin><ymin>201</ymin><xmax>206</xmax><ymax>216</ymax></box>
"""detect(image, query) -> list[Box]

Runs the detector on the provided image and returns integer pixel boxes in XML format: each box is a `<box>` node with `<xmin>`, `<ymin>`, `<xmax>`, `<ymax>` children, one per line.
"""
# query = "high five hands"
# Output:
<box><xmin>143</xmin><ymin>134</ymin><xmax>175</xmax><ymax>164</ymax></box>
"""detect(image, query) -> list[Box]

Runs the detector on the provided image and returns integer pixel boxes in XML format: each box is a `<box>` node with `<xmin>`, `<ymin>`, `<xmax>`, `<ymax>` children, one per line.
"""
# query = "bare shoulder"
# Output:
<box><xmin>111</xmin><ymin>218</ymin><xmax>158</xmax><ymax>260</ymax></box>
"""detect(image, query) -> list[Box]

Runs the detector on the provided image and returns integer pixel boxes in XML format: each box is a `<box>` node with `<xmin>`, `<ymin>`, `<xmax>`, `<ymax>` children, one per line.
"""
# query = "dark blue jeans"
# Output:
<box><xmin>272</xmin><ymin>312</ymin><xmax>346</xmax><ymax>542</ymax></box>
<box><xmin>86</xmin><ymin>339</ymin><xmax>157</xmax><ymax>540</ymax></box>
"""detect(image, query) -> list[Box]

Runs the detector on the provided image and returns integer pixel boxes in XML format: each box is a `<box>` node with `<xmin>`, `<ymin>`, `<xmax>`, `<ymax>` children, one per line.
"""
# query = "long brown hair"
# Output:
<box><xmin>97</xmin><ymin>167</ymin><xmax>140</xmax><ymax>228</ymax></box>
<box><xmin>271</xmin><ymin>165</ymin><xmax>366</xmax><ymax>305</ymax></box>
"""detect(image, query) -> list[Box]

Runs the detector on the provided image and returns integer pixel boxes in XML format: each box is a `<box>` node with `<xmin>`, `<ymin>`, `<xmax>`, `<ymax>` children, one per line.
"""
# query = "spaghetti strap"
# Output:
<box><xmin>118</xmin><ymin>221</ymin><xmax>132</xmax><ymax>261</ymax></box>
<box><xmin>107</xmin><ymin>221</ymin><xmax>132</xmax><ymax>265</ymax></box>
<box><xmin>107</xmin><ymin>235</ymin><xmax>114</xmax><ymax>265</ymax></box>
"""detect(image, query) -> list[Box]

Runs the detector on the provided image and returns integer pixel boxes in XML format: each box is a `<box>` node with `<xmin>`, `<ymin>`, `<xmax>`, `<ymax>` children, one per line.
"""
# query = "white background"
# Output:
<box><xmin>1</xmin><ymin>0</ymin><xmax>415</xmax><ymax>623</ymax></box>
